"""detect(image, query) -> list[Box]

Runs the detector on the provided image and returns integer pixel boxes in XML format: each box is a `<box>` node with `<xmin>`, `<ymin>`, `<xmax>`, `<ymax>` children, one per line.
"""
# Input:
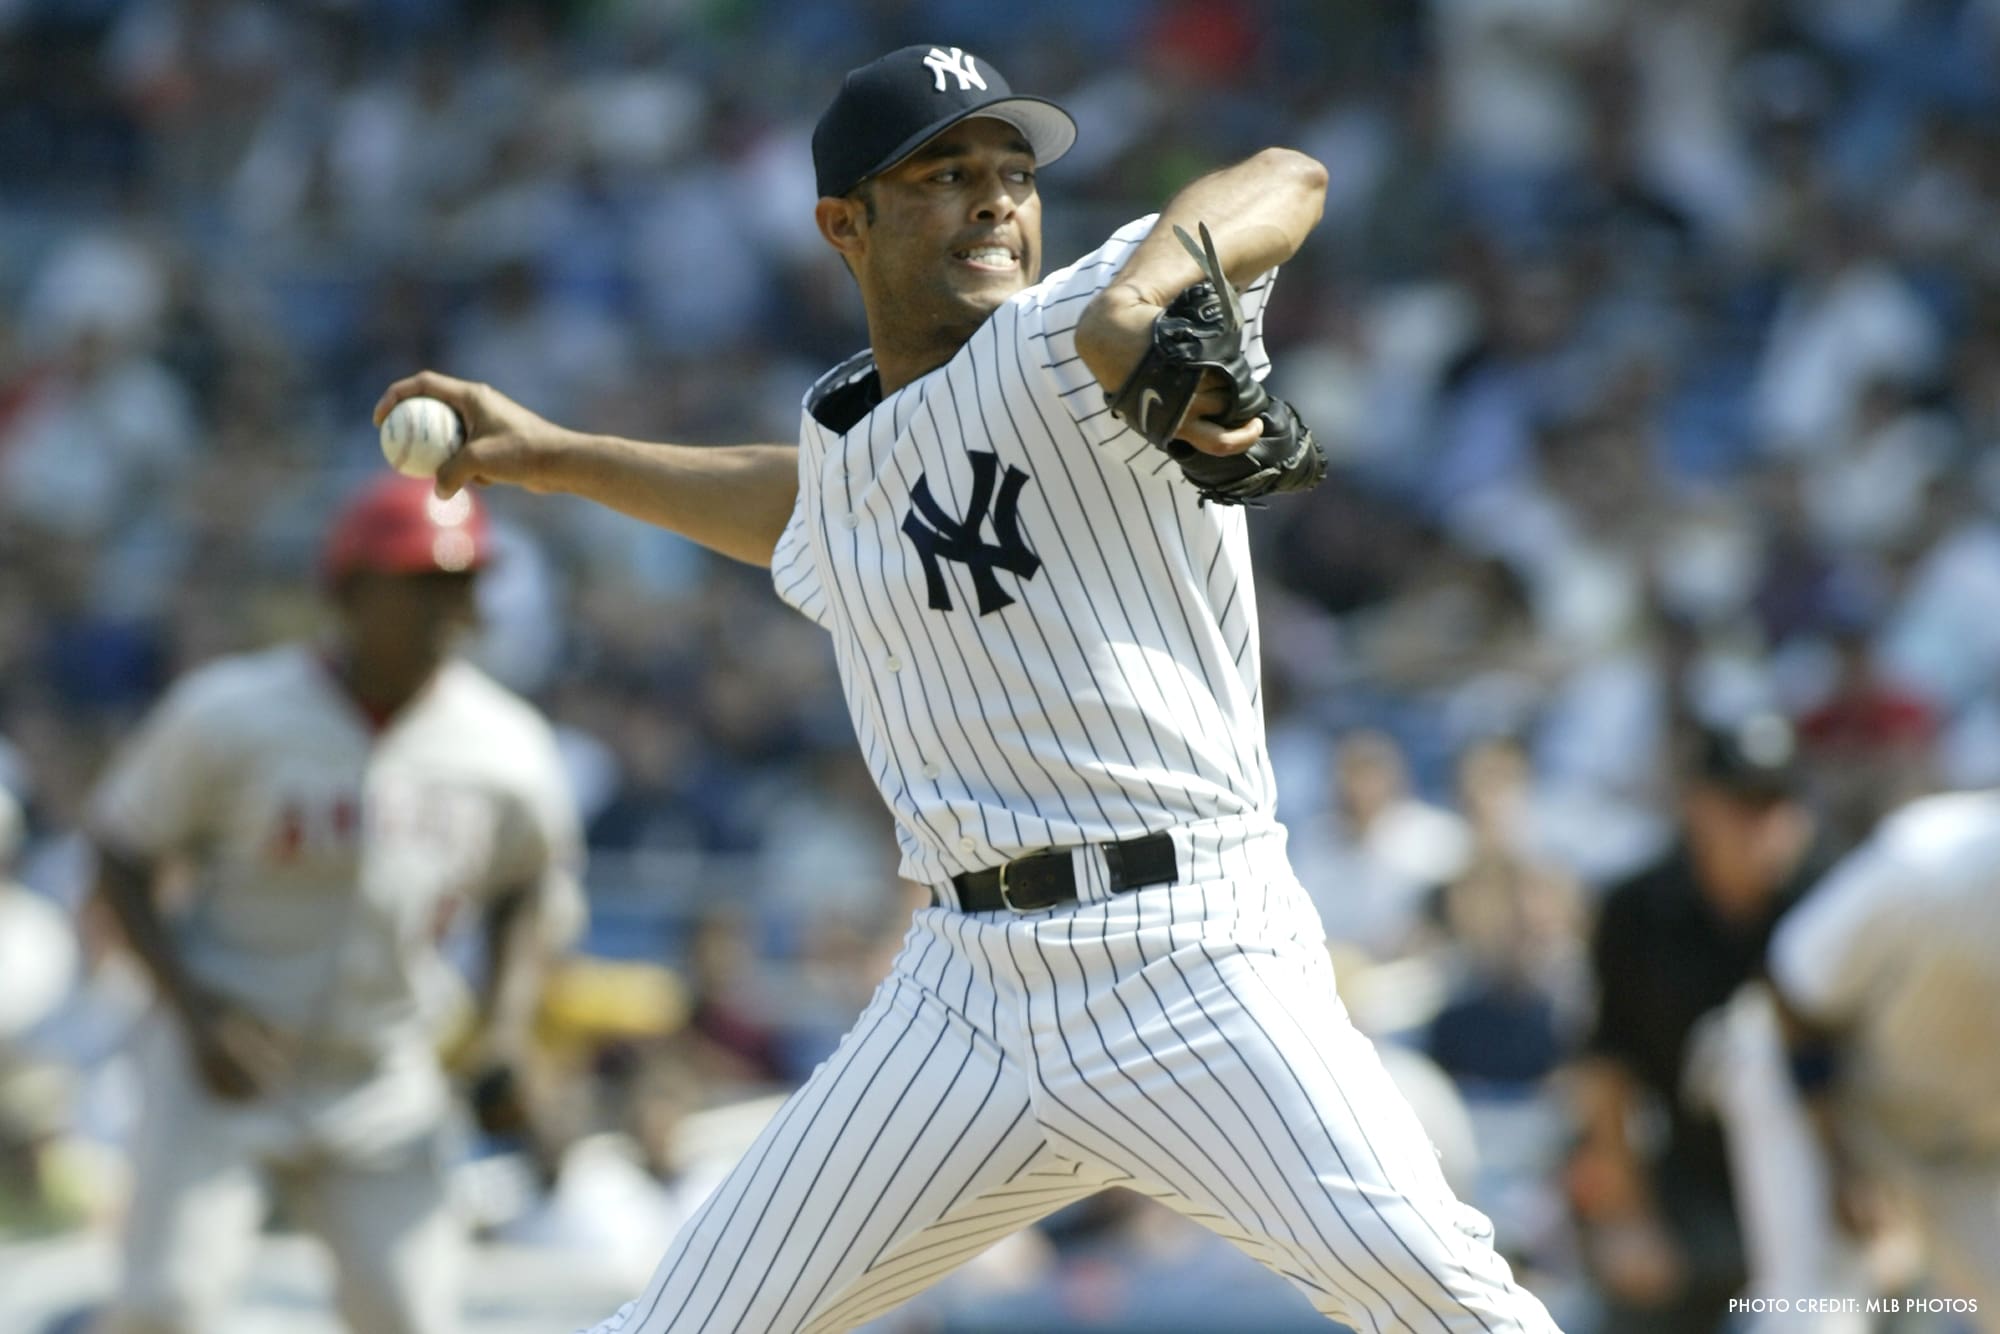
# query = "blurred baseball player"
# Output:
<box><xmin>86</xmin><ymin>475</ymin><xmax>583</xmax><ymax>1334</ymax></box>
<box><xmin>1758</xmin><ymin>788</ymin><xmax>2000</xmax><ymax>1327</ymax></box>
<box><xmin>380</xmin><ymin>43</ymin><xmax>1558</xmax><ymax>1332</ymax></box>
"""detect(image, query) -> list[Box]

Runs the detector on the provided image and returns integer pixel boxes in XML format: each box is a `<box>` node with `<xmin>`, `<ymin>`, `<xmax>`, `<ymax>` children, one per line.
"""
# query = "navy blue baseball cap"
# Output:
<box><xmin>1692</xmin><ymin>714</ymin><xmax>1803</xmax><ymax>800</ymax></box>
<box><xmin>812</xmin><ymin>44</ymin><xmax>1077</xmax><ymax>199</ymax></box>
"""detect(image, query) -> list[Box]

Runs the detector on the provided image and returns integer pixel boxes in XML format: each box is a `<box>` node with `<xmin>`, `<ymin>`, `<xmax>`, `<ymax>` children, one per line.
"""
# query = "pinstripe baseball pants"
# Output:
<box><xmin>589</xmin><ymin>848</ymin><xmax>1560</xmax><ymax>1333</ymax></box>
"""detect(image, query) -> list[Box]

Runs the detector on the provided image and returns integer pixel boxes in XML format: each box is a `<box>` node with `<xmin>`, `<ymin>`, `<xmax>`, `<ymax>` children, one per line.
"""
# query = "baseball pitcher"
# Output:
<box><xmin>379</xmin><ymin>44</ymin><xmax>1559</xmax><ymax>1334</ymax></box>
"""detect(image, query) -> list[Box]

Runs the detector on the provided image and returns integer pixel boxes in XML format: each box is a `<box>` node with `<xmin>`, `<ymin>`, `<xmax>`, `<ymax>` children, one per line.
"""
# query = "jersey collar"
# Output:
<box><xmin>805</xmin><ymin>349</ymin><xmax>884</xmax><ymax>434</ymax></box>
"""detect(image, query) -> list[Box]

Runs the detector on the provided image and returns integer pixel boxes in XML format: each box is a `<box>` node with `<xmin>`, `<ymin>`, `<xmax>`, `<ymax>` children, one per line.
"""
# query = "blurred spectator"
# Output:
<box><xmin>497</xmin><ymin>1039</ymin><xmax>716</xmax><ymax>1288</ymax></box>
<box><xmin>1428</xmin><ymin>851</ymin><xmax>1584</xmax><ymax>1092</ymax></box>
<box><xmin>1288</xmin><ymin>728</ymin><xmax>1471</xmax><ymax>956</ymax></box>
<box><xmin>1419</xmin><ymin>737</ymin><xmax>1587</xmax><ymax>1092</ymax></box>
<box><xmin>681</xmin><ymin>909</ymin><xmax>788</xmax><ymax>1093</ymax></box>
<box><xmin>1878</xmin><ymin>473</ymin><xmax>2000</xmax><ymax>712</ymax></box>
<box><xmin>1460</xmin><ymin>731</ymin><xmax>1664</xmax><ymax>894</ymax></box>
<box><xmin>0</xmin><ymin>324</ymin><xmax>196</xmax><ymax>546</ymax></box>
<box><xmin>1750</xmin><ymin>205</ymin><xmax>1943</xmax><ymax>455</ymax></box>
<box><xmin>1797</xmin><ymin>377</ymin><xmax>1954</xmax><ymax>558</ymax></box>
<box><xmin>1566</xmin><ymin>715</ymin><xmax>1827</xmax><ymax>1334</ymax></box>
<box><xmin>445</xmin><ymin>259</ymin><xmax>633</xmax><ymax>426</ymax></box>
<box><xmin>1459</xmin><ymin>733</ymin><xmax>1563</xmax><ymax>866</ymax></box>
<box><xmin>1793</xmin><ymin>621</ymin><xmax>1937</xmax><ymax>848</ymax></box>
<box><xmin>490</xmin><ymin>955</ymin><xmax>777</xmax><ymax>1297</ymax></box>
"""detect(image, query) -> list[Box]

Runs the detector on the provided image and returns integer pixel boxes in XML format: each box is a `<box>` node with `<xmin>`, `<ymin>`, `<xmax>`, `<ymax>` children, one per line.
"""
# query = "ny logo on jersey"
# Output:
<box><xmin>902</xmin><ymin>452</ymin><xmax>1040</xmax><ymax>615</ymax></box>
<box><xmin>923</xmin><ymin>46</ymin><xmax>986</xmax><ymax>92</ymax></box>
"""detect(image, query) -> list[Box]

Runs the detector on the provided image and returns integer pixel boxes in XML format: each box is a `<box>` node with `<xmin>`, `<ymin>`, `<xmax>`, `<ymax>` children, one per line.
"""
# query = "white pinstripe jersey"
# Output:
<box><xmin>771</xmin><ymin>215</ymin><xmax>1281</xmax><ymax>886</ymax></box>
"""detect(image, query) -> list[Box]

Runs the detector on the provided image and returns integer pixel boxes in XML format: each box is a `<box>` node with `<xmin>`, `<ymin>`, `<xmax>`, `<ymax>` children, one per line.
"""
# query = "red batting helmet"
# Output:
<box><xmin>322</xmin><ymin>475</ymin><xmax>493</xmax><ymax>583</ymax></box>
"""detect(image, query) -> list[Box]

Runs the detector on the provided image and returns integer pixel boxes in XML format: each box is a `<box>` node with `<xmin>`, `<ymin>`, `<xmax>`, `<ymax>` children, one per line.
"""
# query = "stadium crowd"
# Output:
<box><xmin>3</xmin><ymin>0</ymin><xmax>1999</xmax><ymax>1330</ymax></box>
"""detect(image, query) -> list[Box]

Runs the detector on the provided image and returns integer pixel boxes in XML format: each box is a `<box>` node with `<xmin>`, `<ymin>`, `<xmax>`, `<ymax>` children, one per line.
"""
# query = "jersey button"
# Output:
<box><xmin>885</xmin><ymin>655</ymin><xmax>903</xmax><ymax>672</ymax></box>
<box><xmin>921</xmin><ymin>762</ymin><xmax>941</xmax><ymax>780</ymax></box>
<box><xmin>842</xmin><ymin>512</ymin><xmax>861</xmax><ymax>529</ymax></box>
<box><xmin>958</xmin><ymin>836</ymin><xmax>977</xmax><ymax>853</ymax></box>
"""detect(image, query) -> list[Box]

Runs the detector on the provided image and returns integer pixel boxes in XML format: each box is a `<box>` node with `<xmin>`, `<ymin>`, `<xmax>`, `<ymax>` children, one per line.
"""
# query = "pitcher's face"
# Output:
<box><xmin>844</xmin><ymin>117</ymin><xmax>1044</xmax><ymax>350</ymax></box>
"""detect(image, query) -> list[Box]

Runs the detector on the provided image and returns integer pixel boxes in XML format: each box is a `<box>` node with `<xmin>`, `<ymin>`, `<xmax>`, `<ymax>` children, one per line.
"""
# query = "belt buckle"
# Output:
<box><xmin>996</xmin><ymin>856</ymin><xmax>1029</xmax><ymax>913</ymax></box>
<box><xmin>995</xmin><ymin>849</ymin><xmax>1055</xmax><ymax>913</ymax></box>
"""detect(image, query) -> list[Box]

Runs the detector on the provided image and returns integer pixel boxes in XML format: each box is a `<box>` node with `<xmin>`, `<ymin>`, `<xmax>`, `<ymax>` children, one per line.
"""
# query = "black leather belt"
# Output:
<box><xmin>949</xmin><ymin>831</ymin><xmax>1178</xmax><ymax>912</ymax></box>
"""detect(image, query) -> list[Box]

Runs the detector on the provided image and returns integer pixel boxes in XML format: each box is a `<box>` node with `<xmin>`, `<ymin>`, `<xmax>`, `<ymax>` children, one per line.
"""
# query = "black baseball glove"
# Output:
<box><xmin>1105</xmin><ymin>223</ymin><xmax>1326</xmax><ymax>506</ymax></box>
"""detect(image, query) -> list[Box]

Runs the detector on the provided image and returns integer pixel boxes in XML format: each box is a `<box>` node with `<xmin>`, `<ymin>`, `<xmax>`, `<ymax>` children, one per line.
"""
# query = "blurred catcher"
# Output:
<box><xmin>84</xmin><ymin>475</ymin><xmax>583</xmax><ymax>1334</ymax></box>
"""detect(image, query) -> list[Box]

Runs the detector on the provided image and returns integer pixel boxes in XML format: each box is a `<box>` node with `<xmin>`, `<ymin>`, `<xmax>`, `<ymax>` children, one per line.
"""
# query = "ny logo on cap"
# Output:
<box><xmin>923</xmin><ymin>46</ymin><xmax>986</xmax><ymax>93</ymax></box>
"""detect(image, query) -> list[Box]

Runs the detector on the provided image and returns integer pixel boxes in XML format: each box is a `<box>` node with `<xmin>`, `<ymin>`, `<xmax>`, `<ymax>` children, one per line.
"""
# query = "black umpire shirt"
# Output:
<box><xmin>1585</xmin><ymin>839</ymin><xmax>1830</xmax><ymax>1219</ymax></box>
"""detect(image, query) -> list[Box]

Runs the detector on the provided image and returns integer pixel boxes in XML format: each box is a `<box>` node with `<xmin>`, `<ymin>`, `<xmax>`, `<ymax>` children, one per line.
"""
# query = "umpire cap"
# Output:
<box><xmin>813</xmin><ymin>44</ymin><xmax>1076</xmax><ymax>198</ymax></box>
<box><xmin>322</xmin><ymin>474</ymin><xmax>492</xmax><ymax>583</ymax></box>
<box><xmin>1690</xmin><ymin>713</ymin><xmax>1802</xmax><ymax>802</ymax></box>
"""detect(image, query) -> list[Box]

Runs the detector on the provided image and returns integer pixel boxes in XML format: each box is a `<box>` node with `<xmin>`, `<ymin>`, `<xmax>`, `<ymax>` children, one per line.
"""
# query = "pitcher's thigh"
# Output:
<box><xmin>1059</xmin><ymin>937</ymin><xmax>1560</xmax><ymax>1332</ymax></box>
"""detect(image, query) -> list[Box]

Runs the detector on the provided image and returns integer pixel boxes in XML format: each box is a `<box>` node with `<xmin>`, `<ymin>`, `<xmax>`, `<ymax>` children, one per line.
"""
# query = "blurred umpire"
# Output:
<box><xmin>1566</xmin><ymin>715</ymin><xmax>1829</xmax><ymax>1334</ymax></box>
<box><xmin>84</xmin><ymin>476</ymin><xmax>582</xmax><ymax>1334</ymax></box>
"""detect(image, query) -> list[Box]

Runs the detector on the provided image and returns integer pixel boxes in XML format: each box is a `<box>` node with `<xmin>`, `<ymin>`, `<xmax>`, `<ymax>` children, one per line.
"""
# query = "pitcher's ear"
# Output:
<box><xmin>816</xmin><ymin>195</ymin><xmax>867</xmax><ymax>259</ymax></box>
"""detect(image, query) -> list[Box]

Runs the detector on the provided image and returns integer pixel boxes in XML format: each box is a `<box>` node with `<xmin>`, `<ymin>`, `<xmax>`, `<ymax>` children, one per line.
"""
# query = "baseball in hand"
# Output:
<box><xmin>380</xmin><ymin>396</ymin><xmax>465</xmax><ymax>478</ymax></box>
